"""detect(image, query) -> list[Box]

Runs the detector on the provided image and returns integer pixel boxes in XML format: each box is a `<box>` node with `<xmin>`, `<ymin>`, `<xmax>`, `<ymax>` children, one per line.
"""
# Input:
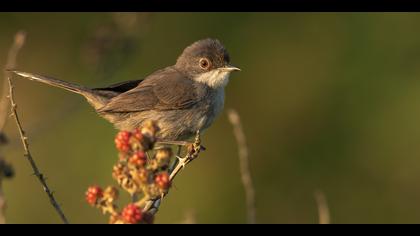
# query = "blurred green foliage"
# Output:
<box><xmin>2</xmin><ymin>13</ymin><xmax>420</xmax><ymax>223</ymax></box>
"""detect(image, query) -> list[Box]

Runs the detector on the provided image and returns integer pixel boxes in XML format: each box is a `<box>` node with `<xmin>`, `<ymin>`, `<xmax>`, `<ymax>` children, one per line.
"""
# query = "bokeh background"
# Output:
<box><xmin>2</xmin><ymin>13</ymin><xmax>420</xmax><ymax>223</ymax></box>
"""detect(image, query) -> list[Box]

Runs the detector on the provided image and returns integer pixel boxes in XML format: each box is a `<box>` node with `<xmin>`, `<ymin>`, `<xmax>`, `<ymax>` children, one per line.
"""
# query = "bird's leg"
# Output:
<box><xmin>155</xmin><ymin>140</ymin><xmax>206</xmax><ymax>151</ymax></box>
<box><xmin>156</xmin><ymin>136</ymin><xmax>206</xmax><ymax>151</ymax></box>
<box><xmin>155</xmin><ymin>140</ymin><xmax>192</xmax><ymax>146</ymax></box>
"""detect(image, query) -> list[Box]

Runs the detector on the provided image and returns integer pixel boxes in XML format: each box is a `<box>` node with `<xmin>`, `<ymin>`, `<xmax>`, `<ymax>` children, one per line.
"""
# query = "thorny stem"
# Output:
<box><xmin>143</xmin><ymin>131</ymin><xmax>203</xmax><ymax>215</ymax></box>
<box><xmin>7</xmin><ymin>77</ymin><xmax>69</xmax><ymax>224</ymax></box>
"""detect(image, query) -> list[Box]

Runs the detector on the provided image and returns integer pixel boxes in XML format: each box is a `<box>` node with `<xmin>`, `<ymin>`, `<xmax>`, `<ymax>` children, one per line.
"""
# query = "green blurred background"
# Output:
<box><xmin>2</xmin><ymin>13</ymin><xmax>420</xmax><ymax>224</ymax></box>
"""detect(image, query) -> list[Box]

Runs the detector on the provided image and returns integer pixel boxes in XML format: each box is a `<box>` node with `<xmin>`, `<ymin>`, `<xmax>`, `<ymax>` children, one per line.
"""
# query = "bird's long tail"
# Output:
<box><xmin>11</xmin><ymin>70</ymin><xmax>88</xmax><ymax>94</ymax></box>
<box><xmin>9</xmin><ymin>70</ymin><xmax>108</xmax><ymax>109</ymax></box>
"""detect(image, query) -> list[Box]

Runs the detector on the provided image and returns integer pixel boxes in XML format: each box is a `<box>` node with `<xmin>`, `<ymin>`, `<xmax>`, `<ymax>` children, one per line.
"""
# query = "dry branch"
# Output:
<box><xmin>0</xmin><ymin>31</ymin><xmax>26</xmax><ymax>224</ymax></box>
<box><xmin>227</xmin><ymin>109</ymin><xmax>256</xmax><ymax>224</ymax></box>
<box><xmin>314</xmin><ymin>190</ymin><xmax>330</xmax><ymax>224</ymax></box>
<box><xmin>5</xmin><ymin>32</ymin><xmax>69</xmax><ymax>223</ymax></box>
<box><xmin>7</xmin><ymin>76</ymin><xmax>69</xmax><ymax>224</ymax></box>
<box><xmin>0</xmin><ymin>31</ymin><xmax>26</xmax><ymax>136</ymax></box>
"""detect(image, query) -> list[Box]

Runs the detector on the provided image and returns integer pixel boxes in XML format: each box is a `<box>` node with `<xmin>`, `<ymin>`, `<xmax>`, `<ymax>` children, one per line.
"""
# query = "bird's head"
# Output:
<box><xmin>175</xmin><ymin>38</ymin><xmax>240</xmax><ymax>88</ymax></box>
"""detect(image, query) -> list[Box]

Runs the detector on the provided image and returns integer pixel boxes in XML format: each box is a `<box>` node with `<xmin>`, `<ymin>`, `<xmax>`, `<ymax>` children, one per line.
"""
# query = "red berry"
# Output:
<box><xmin>129</xmin><ymin>151</ymin><xmax>147</xmax><ymax>166</ymax></box>
<box><xmin>122</xmin><ymin>204</ymin><xmax>142</xmax><ymax>224</ymax></box>
<box><xmin>115</xmin><ymin>131</ymin><xmax>132</xmax><ymax>153</ymax></box>
<box><xmin>117</xmin><ymin>131</ymin><xmax>131</xmax><ymax>140</ymax></box>
<box><xmin>85</xmin><ymin>186</ymin><xmax>103</xmax><ymax>206</ymax></box>
<box><xmin>155</xmin><ymin>172</ymin><xmax>171</xmax><ymax>189</ymax></box>
<box><xmin>132</xmin><ymin>128</ymin><xmax>144</xmax><ymax>141</ymax></box>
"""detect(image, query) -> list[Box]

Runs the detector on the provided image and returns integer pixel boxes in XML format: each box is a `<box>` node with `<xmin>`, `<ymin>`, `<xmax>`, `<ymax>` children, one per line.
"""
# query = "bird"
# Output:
<box><xmin>10</xmin><ymin>38</ymin><xmax>240</xmax><ymax>142</ymax></box>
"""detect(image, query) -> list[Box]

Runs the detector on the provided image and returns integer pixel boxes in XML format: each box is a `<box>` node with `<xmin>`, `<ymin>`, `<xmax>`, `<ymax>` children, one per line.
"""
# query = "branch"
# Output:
<box><xmin>143</xmin><ymin>131</ymin><xmax>203</xmax><ymax>216</ymax></box>
<box><xmin>227</xmin><ymin>109</ymin><xmax>256</xmax><ymax>224</ymax></box>
<box><xmin>0</xmin><ymin>31</ymin><xmax>26</xmax><ymax>138</ymax></box>
<box><xmin>0</xmin><ymin>31</ymin><xmax>26</xmax><ymax>224</ymax></box>
<box><xmin>314</xmin><ymin>190</ymin><xmax>330</xmax><ymax>224</ymax></box>
<box><xmin>7</xmin><ymin>76</ymin><xmax>69</xmax><ymax>224</ymax></box>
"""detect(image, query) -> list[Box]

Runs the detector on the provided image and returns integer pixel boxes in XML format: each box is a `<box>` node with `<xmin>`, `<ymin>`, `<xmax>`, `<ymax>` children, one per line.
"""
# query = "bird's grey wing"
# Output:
<box><xmin>98</xmin><ymin>68</ymin><xmax>199</xmax><ymax>113</ymax></box>
<box><xmin>153</xmin><ymin>74</ymin><xmax>199</xmax><ymax>110</ymax></box>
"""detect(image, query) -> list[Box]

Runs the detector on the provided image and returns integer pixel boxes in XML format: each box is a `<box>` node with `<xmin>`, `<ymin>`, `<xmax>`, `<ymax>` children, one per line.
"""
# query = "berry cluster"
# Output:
<box><xmin>85</xmin><ymin>121</ymin><xmax>173</xmax><ymax>224</ymax></box>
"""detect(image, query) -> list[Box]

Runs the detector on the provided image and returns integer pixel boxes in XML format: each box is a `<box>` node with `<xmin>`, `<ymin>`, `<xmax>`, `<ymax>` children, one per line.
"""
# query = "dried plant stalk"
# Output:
<box><xmin>227</xmin><ymin>109</ymin><xmax>256</xmax><ymax>224</ymax></box>
<box><xmin>314</xmin><ymin>190</ymin><xmax>330</xmax><ymax>224</ymax></box>
<box><xmin>0</xmin><ymin>31</ymin><xmax>26</xmax><ymax>224</ymax></box>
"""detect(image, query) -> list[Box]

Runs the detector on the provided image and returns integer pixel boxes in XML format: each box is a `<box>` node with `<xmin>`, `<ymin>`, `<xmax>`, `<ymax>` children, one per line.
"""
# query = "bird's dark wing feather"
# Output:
<box><xmin>98</xmin><ymin>68</ymin><xmax>199</xmax><ymax>113</ymax></box>
<box><xmin>89</xmin><ymin>79</ymin><xmax>143</xmax><ymax>100</ymax></box>
<box><xmin>93</xmin><ymin>79</ymin><xmax>143</xmax><ymax>93</ymax></box>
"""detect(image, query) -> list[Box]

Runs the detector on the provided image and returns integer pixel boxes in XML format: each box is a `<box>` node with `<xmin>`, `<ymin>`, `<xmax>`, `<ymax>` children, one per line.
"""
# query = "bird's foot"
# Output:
<box><xmin>155</xmin><ymin>137</ymin><xmax>206</xmax><ymax>151</ymax></box>
<box><xmin>185</xmin><ymin>130</ymin><xmax>204</xmax><ymax>161</ymax></box>
<box><xmin>155</xmin><ymin>140</ymin><xmax>191</xmax><ymax>146</ymax></box>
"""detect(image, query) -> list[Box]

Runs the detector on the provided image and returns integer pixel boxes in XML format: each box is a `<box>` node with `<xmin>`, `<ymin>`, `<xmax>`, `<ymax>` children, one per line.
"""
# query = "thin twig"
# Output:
<box><xmin>0</xmin><ymin>31</ymin><xmax>27</xmax><ymax>224</ymax></box>
<box><xmin>143</xmin><ymin>131</ymin><xmax>203</xmax><ymax>215</ymax></box>
<box><xmin>227</xmin><ymin>109</ymin><xmax>256</xmax><ymax>224</ymax></box>
<box><xmin>314</xmin><ymin>190</ymin><xmax>330</xmax><ymax>224</ymax></box>
<box><xmin>7</xmin><ymin>76</ymin><xmax>69</xmax><ymax>224</ymax></box>
<box><xmin>0</xmin><ymin>31</ymin><xmax>26</xmax><ymax>136</ymax></box>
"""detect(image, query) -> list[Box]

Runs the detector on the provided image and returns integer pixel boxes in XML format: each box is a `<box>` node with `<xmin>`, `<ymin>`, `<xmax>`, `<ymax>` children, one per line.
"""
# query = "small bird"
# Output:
<box><xmin>10</xmin><ymin>38</ymin><xmax>240</xmax><ymax>141</ymax></box>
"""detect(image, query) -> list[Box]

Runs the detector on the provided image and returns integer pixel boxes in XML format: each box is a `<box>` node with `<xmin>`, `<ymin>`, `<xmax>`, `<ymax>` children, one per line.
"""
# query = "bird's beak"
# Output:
<box><xmin>222</xmin><ymin>65</ymin><xmax>241</xmax><ymax>72</ymax></box>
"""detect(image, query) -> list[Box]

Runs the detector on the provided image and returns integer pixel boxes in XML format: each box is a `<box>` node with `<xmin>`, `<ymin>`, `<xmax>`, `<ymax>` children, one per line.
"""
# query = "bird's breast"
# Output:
<box><xmin>211</xmin><ymin>87</ymin><xmax>226</xmax><ymax>119</ymax></box>
<box><xmin>197</xmin><ymin>87</ymin><xmax>225</xmax><ymax>131</ymax></box>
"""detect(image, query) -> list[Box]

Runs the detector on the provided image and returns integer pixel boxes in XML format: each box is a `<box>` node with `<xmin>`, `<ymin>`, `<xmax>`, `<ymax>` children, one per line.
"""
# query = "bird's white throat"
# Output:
<box><xmin>193</xmin><ymin>69</ymin><xmax>231</xmax><ymax>88</ymax></box>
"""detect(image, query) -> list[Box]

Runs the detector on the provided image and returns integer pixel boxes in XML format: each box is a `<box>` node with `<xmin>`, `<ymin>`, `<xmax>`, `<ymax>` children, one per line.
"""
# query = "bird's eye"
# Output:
<box><xmin>199</xmin><ymin>58</ymin><xmax>210</xmax><ymax>70</ymax></box>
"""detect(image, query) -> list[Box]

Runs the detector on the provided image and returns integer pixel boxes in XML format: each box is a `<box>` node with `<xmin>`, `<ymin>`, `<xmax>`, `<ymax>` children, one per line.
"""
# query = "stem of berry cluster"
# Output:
<box><xmin>143</xmin><ymin>131</ymin><xmax>203</xmax><ymax>215</ymax></box>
